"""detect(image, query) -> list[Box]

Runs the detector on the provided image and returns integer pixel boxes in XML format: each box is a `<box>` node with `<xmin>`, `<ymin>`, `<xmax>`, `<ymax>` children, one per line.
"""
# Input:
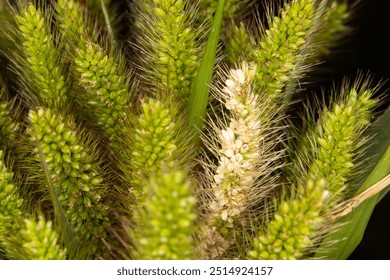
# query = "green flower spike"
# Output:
<box><xmin>312</xmin><ymin>1</ymin><xmax>349</xmax><ymax>58</ymax></box>
<box><xmin>224</xmin><ymin>23</ymin><xmax>256</xmax><ymax>65</ymax></box>
<box><xmin>248</xmin><ymin>178</ymin><xmax>328</xmax><ymax>260</ymax></box>
<box><xmin>130</xmin><ymin>98</ymin><xmax>182</xmax><ymax>194</ymax></box>
<box><xmin>199</xmin><ymin>62</ymin><xmax>283</xmax><ymax>259</ymax></box>
<box><xmin>133</xmin><ymin>0</ymin><xmax>200</xmax><ymax>106</ymax></box>
<box><xmin>56</xmin><ymin>0</ymin><xmax>89</xmax><ymax>43</ymax></box>
<box><xmin>251</xmin><ymin>0</ymin><xmax>316</xmax><ymax>101</ymax></box>
<box><xmin>133</xmin><ymin>170</ymin><xmax>197</xmax><ymax>260</ymax></box>
<box><xmin>56</xmin><ymin>0</ymin><xmax>97</xmax><ymax>50</ymax></box>
<box><xmin>0</xmin><ymin>101</ymin><xmax>18</xmax><ymax>154</ymax></box>
<box><xmin>74</xmin><ymin>41</ymin><xmax>132</xmax><ymax>141</ymax></box>
<box><xmin>288</xmin><ymin>82</ymin><xmax>377</xmax><ymax>195</ymax></box>
<box><xmin>15</xmin><ymin>4</ymin><xmax>68</xmax><ymax>110</ymax></box>
<box><xmin>56</xmin><ymin>0</ymin><xmax>134</xmax><ymax>148</ymax></box>
<box><xmin>20</xmin><ymin>215</ymin><xmax>66</xmax><ymax>260</ymax></box>
<box><xmin>1</xmin><ymin>151</ymin><xmax>65</xmax><ymax>260</ymax></box>
<box><xmin>302</xmin><ymin>86</ymin><xmax>377</xmax><ymax>197</ymax></box>
<box><xmin>250</xmin><ymin>83</ymin><xmax>377</xmax><ymax>260</ymax></box>
<box><xmin>28</xmin><ymin>108</ymin><xmax>110</xmax><ymax>259</ymax></box>
<box><xmin>0</xmin><ymin>150</ymin><xmax>24</xmax><ymax>244</ymax></box>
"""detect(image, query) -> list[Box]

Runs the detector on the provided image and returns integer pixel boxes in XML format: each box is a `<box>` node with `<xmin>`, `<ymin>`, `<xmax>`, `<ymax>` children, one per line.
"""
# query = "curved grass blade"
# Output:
<box><xmin>188</xmin><ymin>0</ymin><xmax>225</xmax><ymax>141</ymax></box>
<box><xmin>365</xmin><ymin>107</ymin><xmax>390</xmax><ymax>201</ymax></box>
<box><xmin>31</xmin><ymin>122</ymin><xmax>79</xmax><ymax>259</ymax></box>
<box><xmin>316</xmin><ymin>107</ymin><xmax>390</xmax><ymax>259</ymax></box>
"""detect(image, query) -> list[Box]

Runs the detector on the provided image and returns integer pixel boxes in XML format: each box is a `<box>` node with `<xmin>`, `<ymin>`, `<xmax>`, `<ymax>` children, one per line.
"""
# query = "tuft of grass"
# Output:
<box><xmin>0</xmin><ymin>0</ymin><xmax>389</xmax><ymax>260</ymax></box>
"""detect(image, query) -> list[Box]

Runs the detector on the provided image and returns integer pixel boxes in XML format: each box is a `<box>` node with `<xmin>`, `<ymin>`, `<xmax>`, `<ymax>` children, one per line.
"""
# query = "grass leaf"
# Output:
<box><xmin>100</xmin><ymin>0</ymin><xmax>116</xmax><ymax>47</ymax></box>
<box><xmin>188</xmin><ymin>0</ymin><xmax>225</xmax><ymax>140</ymax></box>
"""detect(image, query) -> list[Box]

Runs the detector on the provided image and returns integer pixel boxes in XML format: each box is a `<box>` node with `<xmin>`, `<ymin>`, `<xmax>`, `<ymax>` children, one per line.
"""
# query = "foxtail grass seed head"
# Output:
<box><xmin>1</xmin><ymin>156</ymin><xmax>65</xmax><ymax>259</ymax></box>
<box><xmin>199</xmin><ymin>62</ymin><xmax>284</xmax><ymax>258</ymax></box>
<box><xmin>312</xmin><ymin>1</ymin><xmax>349</xmax><ymax>58</ymax></box>
<box><xmin>0</xmin><ymin>101</ymin><xmax>18</xmax><ymax>153</ymax></box>
<box><xmin>0</xmin><ymin>151</ymin><xmax>37</xmax><ymax>259</ymax></box>
<box><xmin>224</xmin><ymin>23</ymin><xmax>256</xmax><ymax>65</ymax></box>
<box><xmin>28</xmin><ymin>108</ymin><xmax>110</xmax><ymax>258</ymax></box>
<box><xmin>290</xmin><ymin>85</ymin><xmax>377</xmax><ymax>198</ymax></box>
<box><xmin>209</xmin><ymin>62</ymin><xmax>282</xmax><ymax>222</ymax></box>
<box><xmin>56</xmin><ymin>0</ymin><xmax>91</xmax><ymax>46</ymax></box>
<box><xmin>251</xmin><ymin>82</ymin><xmax>377</xmax><ymax>260</ymax></box>
<box><xmin>209</xmin><ymin>63</ymin><xmax>262</xmax><ymax>224</ymax></box>
<box><xmin>0</xmin><ymin>150</ymin><xmax>24</xmax><ymax>239</ymax></box>
<box><xmin>130</xmin><ymin>98</ymin><xmax>179</xmax><ymax>194</ymax></box>
<box><xmin>133</xmin><ymin>170</ymin><xmax>197</xmax><ymax>260</ymax></box>
<box><xmin>15</xmin><ymin>4</ymin><xmax>68</xmax><ymax>110</ymax></box>
<box><xmin>56</xmin><ymin>0</ymin><xmax>136</xmax><ymax>163</ymax></box>
<box><xmin>133</xmin><ymin>0</ymin><xmax>199</xmax><ymax>105</ymax></box>
<box><xmin>74</xmin><ymin>41</ymin><xmax>131</xmax><ymax>140</ymax></box>
<box><xmin>252</xmin><ymin>0</ymin><xmax>316</xmax><ymax>100</ymax></box>
<box><xmin>0</xmin><ymin>0</ymin><xmax>388</xmax><ymax>260</ymax></box>
<box><xmin>248</xmin><ymin>178</ymin><xmax>328</xmax><ymax>260</ymax></box>
<box><xmin>20</xmin><ymin>216</ymin><xmax>66</xmax><ymax>260</ymax></box>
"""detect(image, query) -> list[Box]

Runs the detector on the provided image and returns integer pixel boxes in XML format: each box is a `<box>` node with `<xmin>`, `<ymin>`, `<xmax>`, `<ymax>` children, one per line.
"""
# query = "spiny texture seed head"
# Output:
<box><xmin>252</xmin><ymin>82</ymin><xmax>377</xmax><ymax>260</ymax></box>
<box><xmin>0</xmin><ymin>151</ymin><xmax>34</xmax><ymax>259</ymax></box>
<box><xmin>28</xmin><ymin>108</ymin><xmax>110</xmax><ymax>258</ymax></box>
<box><xmin>224</xmin><ymin>23</ymin><xmax>256</xmax><ymax>65</ymax></box>
<box><xmin>56</xmin><ymin>0</ymin><xmax>90</xmax><ymax>45</ymax></box>
<box><xmin>313</xmin><ymin>1</ymin><xmax>349</xmax><ymax>58</ymax></box>
<box><xmin>199</xmin><ymin>62</ymin><xmax>284</xmax><ymax>259</ymax></box>
<box><xmin>1</xmin><ymin>152</ymin><xmax>65</xmax><ymax>259</ymax></box>
<box><xmin>133</xmin><ymin>170</ymin><xmax>197</xmax><ymax>259</ymax></box>
<box><xmin>15</xmin><ymin>4</ymin><xmax>68</xmax><ymax>110</ymax></box>
<box><xmin>289</xmin><ymin>84</ymin><xmax>377</xmax><ymax>198</ymax></box>
<box><xmin>134</xmin><ymin>0</ymin><xmax>199</xmax><ymax>105</ymax></box>
<box><xmin>0</xmin><ymin>102</ymin><xmax>18</xmax><ymax>152</ymax></box>
<box><xmin>56</xmin><ymin>0</ymin><xmax>135</xmax><ymax>154</ymax></box>
<box><xmin>306</xmin><ymin>88</ymin><xmax>377</xmax><ymax>196</ymax></box>
<box><xmin>74</xmin><ymin>42</ymin><xmax>131</xmax><ymax>140</ymax></box>
<box><xmin>20</xmin><ymin>216</ymin><xmax>66</xmax><ymax>260</ymax></box>
<box><xmin>209</xmin><ymin>63</ymin><xmax>262</xmax><ymax>224</ymax></box>
<box><xmin>248</xmin><ymin>178</ymin><xmax>328</xmax><ymax>260</ymax></box>
<box><xmin>252</xmin><ymin>0</ymin><xmax>316</xmax><ymax>100</ymax></box>
<box><xmin>0</xmin><ymin>150</ymin><xmax>24</xmax><ymax>238</ymax></box>
<box><xmin>130</xmin><ymin>98</ymin><xmax>178</xmax><ymax>193</ymax></box>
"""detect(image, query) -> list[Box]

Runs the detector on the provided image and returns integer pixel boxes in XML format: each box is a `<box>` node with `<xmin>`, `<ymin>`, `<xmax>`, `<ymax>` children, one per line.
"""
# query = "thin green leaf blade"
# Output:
<box><xmin>365</xmin><ymin>106</ymin><xmax>390</xmax><ymax>201</ymax></box>
<box><xmin>188</xmin><ymin>0</ymin><xmax>225</xmax><ymax>139</ymax></box>
<box><xmin>32</xmin><ymin>123</ymin><xmax>79</xmax><ymax>258</ymax></box>
<box><xmin>316</xmin><ymin>107</ymin><xmax>390</xmax><ymax>259</ymax></box>
<box><xmin>100</xmin><ymin>0</ymin><xmax>116</xmax><ymax>47</ymax></box>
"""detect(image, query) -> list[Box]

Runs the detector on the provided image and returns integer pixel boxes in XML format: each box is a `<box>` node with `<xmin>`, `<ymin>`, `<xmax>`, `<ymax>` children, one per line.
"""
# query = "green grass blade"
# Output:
<box><xmin>100</xmin><ymin>0</ymin><xmax>116</xmax><ymax>47</ymax></box>
<box><xmin>365</xmin><ymin>107</ymin><xmax>390</xmax><ymax>201</ymax></box>
<box><xmin>315</xmin><ymin>107</ymin><xmax>390</xmax><ymax>259</ymax></box>
<box><xmin>31</xmin><ymin>123</ymin><xmax>79</xmax><ymax>258</ymax></box>
<box><xmin>188</xmin><ymin>0</ymin><xmax>225</xmax><ymax>139</ymax></box>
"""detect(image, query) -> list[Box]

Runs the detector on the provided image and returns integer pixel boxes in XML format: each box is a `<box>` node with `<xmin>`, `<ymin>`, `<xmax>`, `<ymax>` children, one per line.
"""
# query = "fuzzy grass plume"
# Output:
<box><xmin>0</xmin><ymin>0</ymin><xmax>389</xmax><ymax>260</ymax></box>
<box><xmin>198</xmin><ymin>62</ymin><xmax>284</xmax><ymax>259</ymax></box>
